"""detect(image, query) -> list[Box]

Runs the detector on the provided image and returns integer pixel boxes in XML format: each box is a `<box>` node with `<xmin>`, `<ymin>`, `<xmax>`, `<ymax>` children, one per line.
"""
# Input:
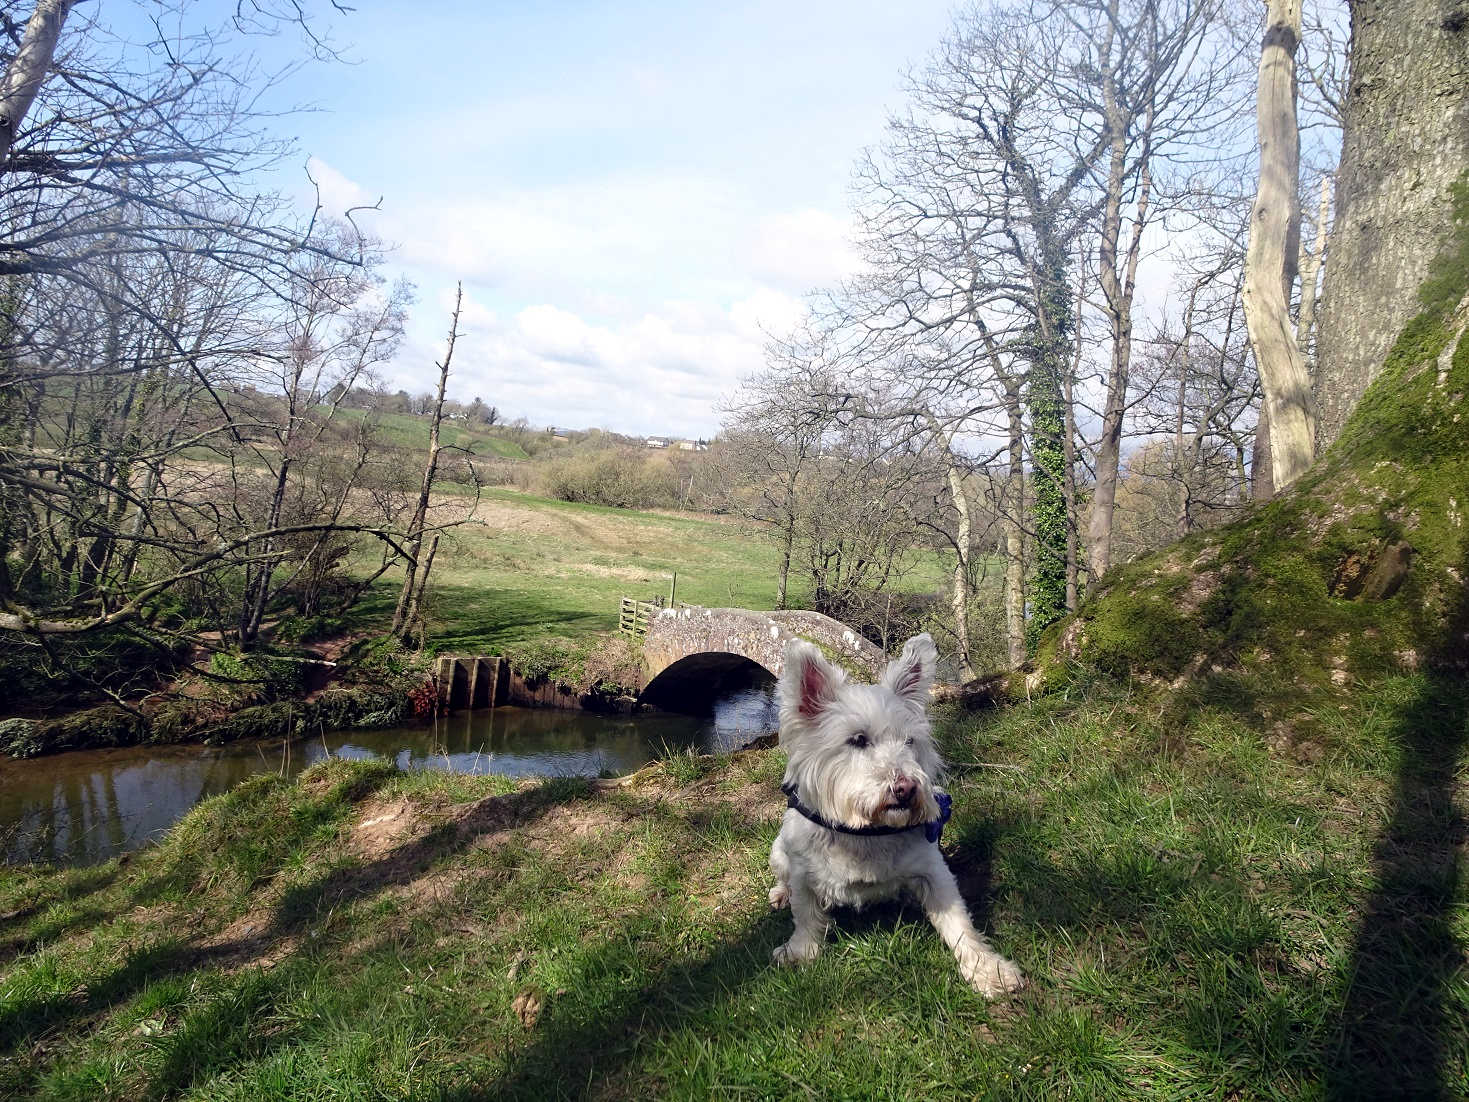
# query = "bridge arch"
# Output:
<box><xmin>640</xmin><ymin>606</ymin><xmax>886</xmax><ymax>711</ymax></box>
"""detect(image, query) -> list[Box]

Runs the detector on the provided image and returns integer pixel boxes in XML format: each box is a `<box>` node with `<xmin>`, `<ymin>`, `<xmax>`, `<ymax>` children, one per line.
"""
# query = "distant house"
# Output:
<box><xmin>645</xmin><ymin>437</ymin><xmax>668</xmax><ymax>449</ymax></box>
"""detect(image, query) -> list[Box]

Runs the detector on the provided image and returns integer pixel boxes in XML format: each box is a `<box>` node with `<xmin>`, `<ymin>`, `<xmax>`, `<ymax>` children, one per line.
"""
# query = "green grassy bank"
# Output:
<box><xmin>355</xmin><ymin>487</ymin><xmax>951</xmax><ymax>655</ymax></box>
<box><xmin>2</xmin><ymin>669</ymin><xmax>1463</xmax><ymax>1099</ymax></box>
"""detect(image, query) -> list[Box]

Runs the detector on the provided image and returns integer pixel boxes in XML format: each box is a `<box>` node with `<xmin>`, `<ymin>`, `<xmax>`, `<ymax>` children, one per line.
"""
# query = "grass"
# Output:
<box><xmin>2</xmin><ymin>667</ymin><xmax>1464</xmax><ymax>1099</ymax></box>
<box><xmin>333</xmin><ymin>408</ymin><xmax>531</xmax><ymax>460</ymax></box>
<box><xmin>349</xmin><ymin>486</ymin><xmax>952</xmax><ymax>655</ymax></box>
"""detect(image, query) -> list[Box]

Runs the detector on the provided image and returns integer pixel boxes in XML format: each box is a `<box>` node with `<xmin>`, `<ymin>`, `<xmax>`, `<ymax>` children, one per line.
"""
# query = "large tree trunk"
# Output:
<box><xmin>1242</xmin><ymin>0</ymin><xmax>1317</xmax><ymax>492</ymax></box>
<box><xmin>1252</xmin><ymin>398</ymin><xmax>1276</xmax><ymax>502</ymax></box>
<box><xmin>1316</xmin><ymin>0</ymin><xmax>1469</xmax><ymax>444</ymax></box>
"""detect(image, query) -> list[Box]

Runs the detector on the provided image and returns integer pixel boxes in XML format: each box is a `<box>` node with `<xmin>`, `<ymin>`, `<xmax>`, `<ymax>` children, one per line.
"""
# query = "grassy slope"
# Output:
<box><xmin>351</xmin><ymin>487</ymin><xmax>951</xmax><ymax>654</ymax></box>
<box><xmin>1</xmin><ymin>671</ymin><xmax>1460</xmax><ymax>1099</ymax></box>
<box><xmin>334</xmin><ymin>408</ymin><xmax>531</xmax><ymax>459</ymax></box>
<box><xmin>4</xmin><ymin>198</ymin><xmax>1466</xmax><ymax>1101</ymax></box>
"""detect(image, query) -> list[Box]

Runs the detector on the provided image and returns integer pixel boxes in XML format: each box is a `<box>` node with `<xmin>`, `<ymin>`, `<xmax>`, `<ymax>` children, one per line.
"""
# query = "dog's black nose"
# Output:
<box><xmin>891</xmin><ymin>776</ymin><xmax>916</xmax><ymax>807</ymax></box>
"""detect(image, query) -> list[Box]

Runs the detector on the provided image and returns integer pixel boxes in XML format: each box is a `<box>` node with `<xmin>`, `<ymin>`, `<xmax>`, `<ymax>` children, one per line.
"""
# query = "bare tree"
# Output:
<box><xmin>231</xmin><ymin>228</ymin><xmax>410</xmax><ymax>646</ymax></box>
<box><xmin>392</xmin><ymin>284</ymin><xmax>463</xmax><ymax>642</ymax></box>
<box><xmin>715</xmin><ymin>333</ymin><xmax>832</xmax><ymax>610</ymax></box>
<box><xmin>1081</xmin><ymin>0</ymin><xmax>1246</xmax><ymax>580</ymax></box>
<box><xmin>0</xmin><ymin>1</ymin><xmax>430</xmax><ymax>689</ymax></box>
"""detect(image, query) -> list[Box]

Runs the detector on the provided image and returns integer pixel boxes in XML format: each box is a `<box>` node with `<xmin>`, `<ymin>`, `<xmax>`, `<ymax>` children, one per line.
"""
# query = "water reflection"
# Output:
<box><xmin>1</xmin><ymin>686</ymin><xmax>778</xmax><ymax>866</ymax></box>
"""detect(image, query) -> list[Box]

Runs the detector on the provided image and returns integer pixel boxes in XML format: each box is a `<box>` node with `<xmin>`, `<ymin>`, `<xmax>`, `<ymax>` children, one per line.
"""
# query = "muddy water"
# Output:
<box><xmin>1</xmin><ymin>686</ymin><xmax>778</xmax><ymax>867</ymax></box>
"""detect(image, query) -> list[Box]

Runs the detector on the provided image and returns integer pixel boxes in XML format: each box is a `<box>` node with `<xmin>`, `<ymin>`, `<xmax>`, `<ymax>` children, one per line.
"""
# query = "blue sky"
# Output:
<box><xmin>247</xmin><ymin>0</ymin><xmax>961</xmax><ymax>436</ymax></box>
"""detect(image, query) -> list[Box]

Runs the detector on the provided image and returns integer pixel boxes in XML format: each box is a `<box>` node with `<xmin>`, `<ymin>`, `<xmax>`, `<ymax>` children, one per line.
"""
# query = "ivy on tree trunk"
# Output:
<box><xmin>1026</xmin><ymin>253</ymin><xmax>1073</xmax><ymax>649</ymax></box>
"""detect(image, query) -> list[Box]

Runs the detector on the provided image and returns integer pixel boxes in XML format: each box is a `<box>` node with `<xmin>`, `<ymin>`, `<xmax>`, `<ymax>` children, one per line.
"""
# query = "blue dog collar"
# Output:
<box><xmin>781</xmin><ymin>782</ymin><xmax>952</xmax><ymax>844</ymax></box>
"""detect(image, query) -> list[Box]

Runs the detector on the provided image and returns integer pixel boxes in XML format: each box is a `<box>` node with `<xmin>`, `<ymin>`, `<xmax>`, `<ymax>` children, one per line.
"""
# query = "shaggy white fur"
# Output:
<box><xmin>767</xmin><ymin>633</ymin><xmax>1024</xmax><ymax>998</ymax></box>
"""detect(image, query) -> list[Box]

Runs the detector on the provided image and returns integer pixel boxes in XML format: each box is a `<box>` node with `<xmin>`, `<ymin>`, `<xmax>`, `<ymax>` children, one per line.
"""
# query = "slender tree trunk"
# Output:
<box><xmin>1002</xmin><ymin>377</ymin><xmax>1026</xmax><ymax>670</ymax></box>
<box><xmin>1024</xmin><ymin>247</ymin><xmax>1073</xmax><ymax>647</ymax></box>
<box><xmin>392</xmin><ymin>285</ymin><xmax>462</xmax><ymax>639</ymax></box>
<box><xmin>1087</xmin><ymin>72</ymin><xmax>1152</xmax><ymax>582</ymax></box>
<box><xmin>0</xmin><ymin>0</ymin><xmax>78</xmax><ymax>171</ymax></box>
<box><xmin>403</xmin><ymin>533</ymin><xmax>440</xmax><ymax>633</ymax></box>
<box><xmin>1175</xmin><ymin>290</ymin><xmax>1194</xmax><ymax>538</ymax></box>
<box><xmin>775</xmin><ymin>478</ymin><xmax>797</xmax><ymax>610</ymax></box>
<box><xmin>1297</xmin><ymin>174</ymin><xmax>1330</xmax><ymax>374</ymax></box>
<box><xmin>1242</xmin><ymin>0</ymin><xmax>1316</xmax><ymax>491</ymax></box>
<box><xmin>1063</xmin><ymin>355</ymin><xmax>1079</xmax><ymax>613</ymax></box>
<box><xmin>930</xmin><ymin>418</ymin><xmax>976</xmax><ymax>681</ymax></box>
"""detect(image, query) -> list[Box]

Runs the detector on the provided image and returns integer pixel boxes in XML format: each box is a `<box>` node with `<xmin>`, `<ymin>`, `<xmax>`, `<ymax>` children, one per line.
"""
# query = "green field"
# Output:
<box><xmin>356</xmin><ymin>487</ymin><xmax>952</xmax><ymax>654</ymax></box>
<box><xmin>334</xmin><ymin>408</ymin><xmax>530</xmax><ymax>459</ymax></box>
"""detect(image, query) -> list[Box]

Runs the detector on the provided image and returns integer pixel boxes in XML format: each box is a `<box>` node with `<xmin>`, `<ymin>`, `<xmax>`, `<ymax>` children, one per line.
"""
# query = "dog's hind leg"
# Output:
<box><xmin>771</xmin><ymin>875</ymin><xmax>828</xmax><ymax>966</ymax></box>
<box><xmin>914</xmin><ymin>860</ymin><xmax>1024</xmax><ymax>999</ymax></box>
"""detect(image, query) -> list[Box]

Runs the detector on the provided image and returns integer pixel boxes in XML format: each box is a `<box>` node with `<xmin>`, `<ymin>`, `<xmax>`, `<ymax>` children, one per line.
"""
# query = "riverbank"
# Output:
<box><xmin>4</xmin><ymin>670</ymin><xmax>1461</xmax><ymax>1098</ymax></box>
<box><xmin>0</xmin><ymin>693</ymin><xmax>778</xmax><ymax>865</ymax></box>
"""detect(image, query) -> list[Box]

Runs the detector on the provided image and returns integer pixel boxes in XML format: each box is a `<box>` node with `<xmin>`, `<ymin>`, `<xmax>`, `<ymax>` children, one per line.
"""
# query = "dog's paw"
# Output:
<box><xmin>959</xmin><ymin>950</ymin><xmax>1025</xmax><ymax>999</ymax></box>
<box><xmin>768</xmin><ymin>884</ymin><xmax>790</xmax><ymax>910</ymax></box>
<box><xmin>772</xmin><ymin>938</ymin><xmax>821</xmax><ymax>967</ymax></box>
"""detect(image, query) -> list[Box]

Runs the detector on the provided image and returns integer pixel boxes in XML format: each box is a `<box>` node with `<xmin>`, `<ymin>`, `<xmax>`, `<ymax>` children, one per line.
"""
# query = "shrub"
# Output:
<box><xmin>504</xmin><ymin>634</ymin><xmax>642</xmax><ymax>695</ymax></box>
<box><xmin>208</xmin><ymin>649</ymin><xmax>308</xmax><ymax>701</ymax></box>
<box><xmin>540</xmin><ymin>448</ymin><xmax>677</xmax><ymax>509</ymax></box>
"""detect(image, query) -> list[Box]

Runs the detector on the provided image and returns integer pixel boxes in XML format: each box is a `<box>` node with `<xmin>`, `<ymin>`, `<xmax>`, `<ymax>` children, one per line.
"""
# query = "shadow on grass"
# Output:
<box><xmin>0</xmin><ymin>865</ymin><xmax>122</xmax><ymax>964</ymax></box>
<box><xmin>451</xmin><ymin>911</ymin><xmax>791</xmax><ymax>1100</ymax></box>
<box><xmin>0</xmin><ymin>776</ymin><xmax>585</xmax><ymax>1089</ymax></box>
<box><xmin>1326</xmin><ymin>553</ymin><xmax>1469</xmax><ymax>1099</ymax></box>
<box><xmin>268</xmin><ymin>776</ymin><xmax>588</xmax><ymax>935</ymax></box>
<box><xmin>450</xmin><ymin>832</ymin><xmax>1004</xmax><ymax>1100</ymax></box>
<box><xmin>0</xmin><ymin>939</ymin><xmax>184</xmax><ymax>1054</ymax></box>
<box><xmin>425</xmin><ymin>585</ymin><xmax>610</xmax><ymax>652</ymax></box>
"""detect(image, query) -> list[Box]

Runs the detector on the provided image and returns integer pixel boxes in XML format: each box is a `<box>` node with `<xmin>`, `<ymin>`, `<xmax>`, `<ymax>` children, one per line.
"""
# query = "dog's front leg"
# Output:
<box><xmin>915</xmin><ymin>860</ymin><xmax>1024</xmax><ymax>998</ymax></box>
<box><xmin>771</xmin><ymin>874</ymin><xmax>828</xmax><ymax>966</ymax></box>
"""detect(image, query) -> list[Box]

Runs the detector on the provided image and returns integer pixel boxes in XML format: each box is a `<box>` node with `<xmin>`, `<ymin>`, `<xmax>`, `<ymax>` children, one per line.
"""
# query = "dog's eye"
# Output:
<box><xmin>847</xmin><ymin>732</ymin><xmax>869</xmax><ymax>749</ymax></box>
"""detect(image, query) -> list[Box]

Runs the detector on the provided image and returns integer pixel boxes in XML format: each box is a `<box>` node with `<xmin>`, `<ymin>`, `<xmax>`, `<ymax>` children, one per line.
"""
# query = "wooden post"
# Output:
<box><xmin>669</xmin><ymin>571</ymin><xmax>677</xmax><ymax>607</ymax></box>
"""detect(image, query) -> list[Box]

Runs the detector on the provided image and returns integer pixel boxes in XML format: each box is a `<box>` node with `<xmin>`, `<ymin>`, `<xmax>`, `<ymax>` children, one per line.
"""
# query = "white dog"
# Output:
<box><xmin>767</xmin><ymin>633</ymin><xmax>1024</xmax><ymax>998</ymax></box>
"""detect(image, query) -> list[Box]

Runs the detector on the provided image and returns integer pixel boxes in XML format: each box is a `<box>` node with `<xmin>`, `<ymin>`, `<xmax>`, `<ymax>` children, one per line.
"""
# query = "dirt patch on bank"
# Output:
<box><xmin>352</xmin><ymin>798</ymin><xmax>424</xmax><ymax>859</ymax></box>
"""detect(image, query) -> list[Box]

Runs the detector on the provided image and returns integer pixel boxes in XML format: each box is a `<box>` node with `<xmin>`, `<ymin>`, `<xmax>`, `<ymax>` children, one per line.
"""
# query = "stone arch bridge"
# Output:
<box><xmin>640</xmin><ymin>606</ymin><xmax>886</xmax><ymax>708</ymax></box>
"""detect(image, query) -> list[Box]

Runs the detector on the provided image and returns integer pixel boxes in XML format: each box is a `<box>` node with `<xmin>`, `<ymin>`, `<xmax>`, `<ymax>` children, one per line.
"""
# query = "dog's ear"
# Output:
<box><xmin>779</xmin><ymin>639</ymin><xmax>842</xmax><ymax>724</ymax></box>
<box><xmin>882</xmin><ymin>633</ymin><xmax>937</xmax><ymax>704</ymax></box>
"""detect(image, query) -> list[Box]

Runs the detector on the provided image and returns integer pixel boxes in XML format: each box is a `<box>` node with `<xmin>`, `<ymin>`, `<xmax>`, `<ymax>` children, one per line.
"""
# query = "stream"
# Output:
<box><xmin>1</xmin><ymin>685</ymin><xmax>779</xmax><ymax>866</ymax></box>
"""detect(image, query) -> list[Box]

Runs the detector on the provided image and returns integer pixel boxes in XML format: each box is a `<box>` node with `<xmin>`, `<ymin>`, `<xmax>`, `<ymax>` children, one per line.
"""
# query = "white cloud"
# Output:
<box><xmin>744</xmin><ymin>209</ymin><xmax>860</xmax><ymax>293</ymax></box>
<box><xmin>416</xmin><ymin>288</ymin><xmax>811</xmax><ymax>438</ymax></box>
<box><xmin>309</xmin><ymin>157</ymin><xmax>830</xmax><ymax>437</ymax></box>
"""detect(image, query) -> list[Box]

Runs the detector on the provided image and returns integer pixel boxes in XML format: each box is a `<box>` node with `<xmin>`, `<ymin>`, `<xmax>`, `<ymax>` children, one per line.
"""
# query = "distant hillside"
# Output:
<box><xmin>334</xmin><ymin>408</ymin><xmax>531</xmax><ymax>460</ymax></box>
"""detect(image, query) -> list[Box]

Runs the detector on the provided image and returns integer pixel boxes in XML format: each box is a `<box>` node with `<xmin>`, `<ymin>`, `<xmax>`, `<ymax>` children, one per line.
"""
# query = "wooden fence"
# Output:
<box><xmin>618</xmin><ymin>596</ymin><xmax>662</xmax><ymax>638</ymax></box>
